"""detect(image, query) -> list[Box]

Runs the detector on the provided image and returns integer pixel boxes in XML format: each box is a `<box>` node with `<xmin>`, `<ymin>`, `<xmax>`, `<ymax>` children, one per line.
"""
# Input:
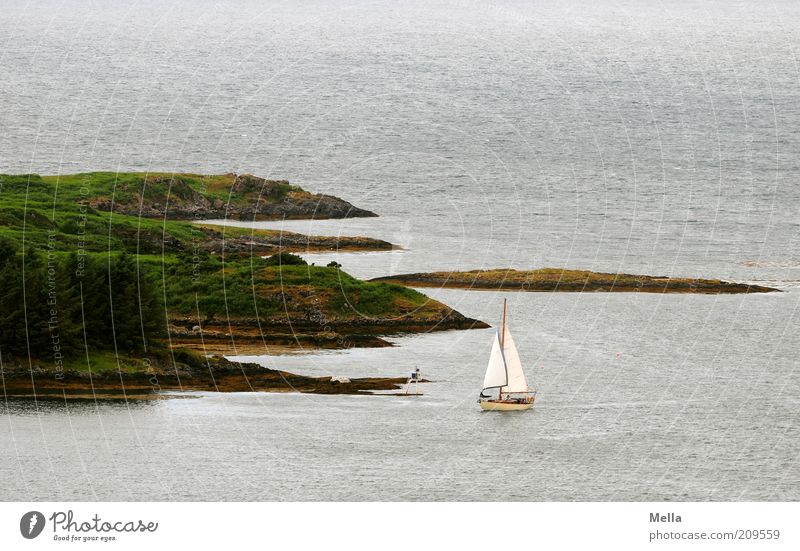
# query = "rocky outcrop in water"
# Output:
<box><xmin>0</xmin><ymin>353</ymin><xmax>417</xmax><ymax>396</ymax></box>
<box><xmin>196</xmin><ymin>225</ymin><xmax>394</xmax><ymax>254</ymax></box>
<box><xmin>371</xmin><ymin>269</ymin><xmax>780</xmax><ymax>294</ymax></box>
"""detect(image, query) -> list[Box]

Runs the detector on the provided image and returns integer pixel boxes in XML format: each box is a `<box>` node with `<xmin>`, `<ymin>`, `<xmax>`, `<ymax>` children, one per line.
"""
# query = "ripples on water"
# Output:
<box><xmin>1</xmin><ymin>0</ymin><xmax>799</xmax><ymax>500</ymax></box>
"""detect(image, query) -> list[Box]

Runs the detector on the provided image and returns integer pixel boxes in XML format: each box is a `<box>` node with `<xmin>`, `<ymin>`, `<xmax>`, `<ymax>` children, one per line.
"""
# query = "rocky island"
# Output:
<box><xmin>372</xmin><ymin>268</ymin><xmax>780</xmax><ymax>294</ymax></box>
<box><xmin>0</xmin><ymin>171</ymin><xmax>483</xmax><ymax>397</ymax></box>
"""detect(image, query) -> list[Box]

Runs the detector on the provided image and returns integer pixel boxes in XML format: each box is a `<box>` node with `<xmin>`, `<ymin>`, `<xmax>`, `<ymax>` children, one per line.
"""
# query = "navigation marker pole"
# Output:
<box><xmin>404</xmin><ymin>367</ymin><xmax>420</xmax><ymax>396</ymax></box>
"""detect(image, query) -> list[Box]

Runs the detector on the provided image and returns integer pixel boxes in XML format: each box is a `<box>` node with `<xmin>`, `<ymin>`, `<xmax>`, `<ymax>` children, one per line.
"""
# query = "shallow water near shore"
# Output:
<box><xmin>2</xmin><ymin>0</ymin><xmax>800</xmax><ymax>500</ymax></box>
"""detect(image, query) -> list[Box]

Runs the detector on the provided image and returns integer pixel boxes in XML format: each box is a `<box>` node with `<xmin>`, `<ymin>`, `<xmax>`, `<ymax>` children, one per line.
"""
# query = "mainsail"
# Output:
<box><xmin>500</xmin><ymin>324</ymin><xmax>528</xmax><ymax>393</ymax></box>
<box><xmin>480</xmin><ymin>313</ymin><xmax>529</xmax><ymax>396</ymax></box>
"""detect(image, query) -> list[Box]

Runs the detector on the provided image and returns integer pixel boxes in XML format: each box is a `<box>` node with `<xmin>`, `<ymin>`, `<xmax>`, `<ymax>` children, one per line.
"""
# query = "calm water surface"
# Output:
<box><xmin>1</xmin><ymin>0</ymin><xmax>799</xmax><ymax>500</ymax></box>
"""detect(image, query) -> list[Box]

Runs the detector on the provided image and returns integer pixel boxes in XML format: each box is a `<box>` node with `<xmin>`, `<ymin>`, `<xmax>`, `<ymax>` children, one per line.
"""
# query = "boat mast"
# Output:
<box><xmin>501</xmin><ymin>298</ymin><xmax>506</xmax><ymax>348</ymax></box>
<box><xmin>500</xmin><ymin>298</ymin><xmax>506</xmax><ymax>399</ymax></box>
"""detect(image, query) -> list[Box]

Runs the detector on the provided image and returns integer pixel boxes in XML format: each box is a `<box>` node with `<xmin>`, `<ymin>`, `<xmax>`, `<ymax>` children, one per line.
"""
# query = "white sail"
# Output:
<box><xmin>482</xmin><ymin>330</ymin><xmax>507</xmax><ymax>392</ymax></box>
<box><xmin>500</xmin><ymin>324</ymin><xmax>528</xmax><ymax>393</ymax></box>
<box><xmin>479</xmin><ymin>301</ymin><xmax>534</xmax><ymax>405</ymax></box>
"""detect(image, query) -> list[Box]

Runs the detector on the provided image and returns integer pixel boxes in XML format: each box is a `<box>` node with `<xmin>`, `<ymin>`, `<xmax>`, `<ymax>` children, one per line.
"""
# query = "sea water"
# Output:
<box><xmin>1</xmin><ymin>0</ymin><xmax>798</xmax><ymax>500</ymax></box>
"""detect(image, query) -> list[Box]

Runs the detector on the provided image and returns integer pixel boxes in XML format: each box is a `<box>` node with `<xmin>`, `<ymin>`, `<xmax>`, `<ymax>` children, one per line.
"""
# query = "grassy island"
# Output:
<box><xmin>0</xmin><ymin>172</ymin><xmax>484</xmax><ymax>396</ymax></box>
<box><xmin>0</xmin><ymin>172</ymin><xmax>389</xmax><ymax>255</ymax></box>
<box><xmin>371</xmin><ymin>268</ymin><xmax>779</xmax><ymax>294</ymax></box>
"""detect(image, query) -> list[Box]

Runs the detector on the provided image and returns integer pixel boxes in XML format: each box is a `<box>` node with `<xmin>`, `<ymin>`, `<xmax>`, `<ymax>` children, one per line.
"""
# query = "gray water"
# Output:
<box><xmin>1</xmin><ymin>0</ymin><xmax>799</xmax><ymax>500</ymax></box>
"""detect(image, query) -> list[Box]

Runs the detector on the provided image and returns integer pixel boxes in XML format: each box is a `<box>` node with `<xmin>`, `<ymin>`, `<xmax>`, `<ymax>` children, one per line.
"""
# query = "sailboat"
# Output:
<box><xmin>478</xmin><ymin>299</ymin><xmax>536</xmax><ymax>411</ymax></box>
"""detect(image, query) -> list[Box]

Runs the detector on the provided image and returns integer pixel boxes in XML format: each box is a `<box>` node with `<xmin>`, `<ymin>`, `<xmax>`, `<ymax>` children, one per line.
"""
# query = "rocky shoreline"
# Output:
<box><xmin>372</xmin><ymin>268</ymin><xmax>780</xmax><ymax>294</ymax></box>
<box><xmin>167</xmin><ymin>311</ymin><xmax>490</xmax><ymax>352</ymax></box>
<box><xmin>0</xmin><ymin>353</ymin><xmax>419</xmax><ymax>398</ymax></box>
<box><xmin>89</xmin><ymin>173</ymin><xmax>377</xmax><ymax>221</ymax></box>
<box><xmin>194</xmin><ymin>224</ymin><xmax>395</xmax><ymax>254</ymax></box>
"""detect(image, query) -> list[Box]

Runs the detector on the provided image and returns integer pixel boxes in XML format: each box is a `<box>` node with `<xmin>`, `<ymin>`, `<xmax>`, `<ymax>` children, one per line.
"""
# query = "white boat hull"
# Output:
<box><xmin>479</xmin><ymin>400</ymin><xmax>534</xmax><ymax>411</ymax></box>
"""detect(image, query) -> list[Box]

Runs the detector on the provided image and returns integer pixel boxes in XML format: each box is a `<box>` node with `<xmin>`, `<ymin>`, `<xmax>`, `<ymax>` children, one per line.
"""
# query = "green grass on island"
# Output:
<box><xmin>0</xmin><ymin>172</ymin><xmax>480</xmax><ymax>380</ymax></box>
<box><xmin>0</xmin><ymin>172</ymin><xmax>387</xmax><ymax>255</ymax></box>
